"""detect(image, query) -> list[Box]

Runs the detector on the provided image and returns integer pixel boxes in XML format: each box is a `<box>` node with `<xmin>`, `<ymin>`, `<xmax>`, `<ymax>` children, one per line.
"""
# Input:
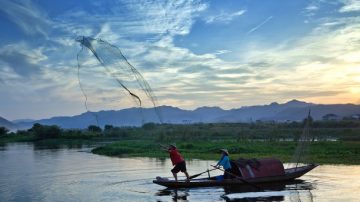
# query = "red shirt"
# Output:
<box><xmin>168</xmin><ymin>148</ymin><xmax>184</xmax><ymax>165</ymax></box>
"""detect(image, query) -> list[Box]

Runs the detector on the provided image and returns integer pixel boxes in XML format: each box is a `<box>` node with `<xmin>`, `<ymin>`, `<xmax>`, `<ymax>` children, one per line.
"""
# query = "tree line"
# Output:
<box><xmin>1</xmin><ymin>119</ymin><xmax>360</xmax><ymax>142</ymax></box>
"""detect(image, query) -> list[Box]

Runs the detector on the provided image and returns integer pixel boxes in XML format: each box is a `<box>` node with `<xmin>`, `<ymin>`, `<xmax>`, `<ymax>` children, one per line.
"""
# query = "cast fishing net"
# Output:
<box><xmin>75</xmin><ymin>36</ymin><xmax>162</xmax><ymax>125</ymax></box>
<box><xmin>288</xmin><ymin>111</ymin><xmax>314</xmax><ymax>169</ymax></box>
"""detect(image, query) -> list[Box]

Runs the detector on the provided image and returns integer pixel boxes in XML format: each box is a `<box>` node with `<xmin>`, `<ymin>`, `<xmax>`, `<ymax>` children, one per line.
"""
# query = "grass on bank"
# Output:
<box><xmin>92</xmin><ymin>140</ymin><xmax>360</xmax><ymax>165</ymax></box>
<box><xmin>0</xmin><ymin>134</ymin><xmax>35</xmax><ymax>145</ymax></box>
<box><xmin>1</xmin><ymin>121</ymin><xmax>360</xmax><ymax>164</ymax></box>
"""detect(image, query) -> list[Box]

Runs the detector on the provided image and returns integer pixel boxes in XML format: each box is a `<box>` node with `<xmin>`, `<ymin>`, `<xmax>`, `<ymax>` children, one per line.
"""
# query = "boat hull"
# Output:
<box><xmin>153</xmin><ymin>164</ymin><xmax>317</xmax><ymax>188</ymax></box>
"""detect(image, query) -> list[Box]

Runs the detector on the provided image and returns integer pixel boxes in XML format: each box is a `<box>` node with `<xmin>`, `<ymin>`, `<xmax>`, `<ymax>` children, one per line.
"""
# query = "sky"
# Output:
<box><xmin>0</xmin><ymin>0</ymin><xmax>359</xmax><ymax>120</ymax></box>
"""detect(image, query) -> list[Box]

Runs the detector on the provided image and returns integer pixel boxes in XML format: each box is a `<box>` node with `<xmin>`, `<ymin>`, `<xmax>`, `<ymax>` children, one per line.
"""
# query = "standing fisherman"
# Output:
<box><xmin>163</xmin><ymin>144</ymin><xmax>190</xmax><ymax>181</ymax></box>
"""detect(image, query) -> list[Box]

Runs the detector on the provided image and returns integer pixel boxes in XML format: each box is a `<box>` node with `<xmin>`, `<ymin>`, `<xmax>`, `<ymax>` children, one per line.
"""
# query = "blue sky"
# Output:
<box><xmin>0</xmin><ymin>0</ymin><xmax>359</xmax><ymax>120</ymax></box>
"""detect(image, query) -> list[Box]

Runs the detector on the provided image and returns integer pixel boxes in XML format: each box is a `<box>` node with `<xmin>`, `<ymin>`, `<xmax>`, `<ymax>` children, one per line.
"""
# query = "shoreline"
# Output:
<box><xmin>2</xmin><ymin>122</ymin><xmax>360</xmax><ymax>165</ymax></box>
<box><xmin>91</xmin><ymin>140</ymin><xmax>360</xmax><ymax>165</ymax></box>
<box><xmin>1</xmin><ymin>137</ymin><xmax>359</xmax><ymax>165</ymax></box>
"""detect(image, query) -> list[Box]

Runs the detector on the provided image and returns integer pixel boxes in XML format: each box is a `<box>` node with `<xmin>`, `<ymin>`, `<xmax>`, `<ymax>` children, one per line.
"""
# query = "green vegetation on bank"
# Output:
<box><xmin>92</xmin><ymin>140</ymin><xmax>360</xmax><ymax>164</ymax></box>
<box><xmin>91</xmin><ymin>121</ymin><xmax>360</xmax><ymax>164</ymax></box>
<box><xmin>0</xmin><ymin>124</ymin><xmax>103</xmax><ymax>146</ymax></box>
<box><xmin>1</xmin><ymin>120</ymin><xmax>360</xmax><ymax>164</ymax></box>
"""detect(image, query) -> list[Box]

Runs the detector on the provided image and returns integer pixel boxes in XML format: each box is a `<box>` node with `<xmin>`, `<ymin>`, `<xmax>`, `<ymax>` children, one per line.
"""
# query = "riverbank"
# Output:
<box><xmin>90</xmin><ymin>122</ymin><xmax>360</xmax><ymax>164</ymax></box>
<box><xmin>1</xmin><ymin>121</ymin><xmax>360</xmax><ymax>164</ymax></box>
<box><xmin>0</xmin><ymin>134</ymin><xmax>35</xmax><ymax>146</ymax></box>
<box><xmin>91</xmin><ymin>140</ymin><xmax>360</xmax><ymax>165</ymax></box>
<box><xmin>2</xmin><ymin>135</ymin><xmax>359</xmax><ymax>164</ymax></box>
<box><xmin>0</xmin><ymin>134</ymin><xmax>116</xmax><ymax>148</ymax></box>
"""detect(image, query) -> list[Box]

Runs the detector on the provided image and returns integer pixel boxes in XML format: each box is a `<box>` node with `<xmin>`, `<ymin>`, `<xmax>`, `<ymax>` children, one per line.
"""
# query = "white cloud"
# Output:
<box><xmin>306</xmin><ymin>5</ymin><xmax>319</xmax><ymax>11</ymax></box>
<box><xmin>0</xmin><ymin>42</ymin><xmax>48</xmax><ymax>76</ymax></box>
<box><xmin>95</xmin><ymin>23</ymin><xmax>121</xmax><ymax>43</ymax></box>
<box><xmin>214</xmin><ymin>50</ymin><xmax>232</xmax><ymax>55</ymax></box>
<box><xmin>303</xmin><ymin>2</ymin><xmax>320</xmax><ymax>18</ymax></box>
<box><xmin>339</xmin><ymin>0</ymin><xmax>360</xmax><ymax>12</ymax></box>
<box><xmin>204</xmin><ymin>9</ymin><xmax>246</xmax><ymax>24</ymax></box>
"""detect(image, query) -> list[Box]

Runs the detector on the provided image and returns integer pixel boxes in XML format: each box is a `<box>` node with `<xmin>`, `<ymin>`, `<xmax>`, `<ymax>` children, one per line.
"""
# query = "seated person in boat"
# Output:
<box><xmin>164</xmin><ymin>144</ymin><xmax>190</xmax><ymax>182</ymax></box>
<box><xmin>215</xmin><ymin>149</ymin><xmax>232</xmax><ymax>179</ymax></box>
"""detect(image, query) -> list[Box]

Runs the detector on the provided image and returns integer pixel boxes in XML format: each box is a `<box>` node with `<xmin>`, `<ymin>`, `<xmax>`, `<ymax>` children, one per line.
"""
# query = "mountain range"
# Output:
<box><xmin>0</xmin><ymin>116</ymin><xmax>18</xmax><ymax>130</ymax></box>
<box><xmin>1</xmin><ymin>99</ymin><xmax>360</xmax><ymax>130</ymax></box>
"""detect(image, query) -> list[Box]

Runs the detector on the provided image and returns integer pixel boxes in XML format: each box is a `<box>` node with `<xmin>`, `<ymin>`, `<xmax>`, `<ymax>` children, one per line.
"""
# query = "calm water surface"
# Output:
<box><xmin>0</xmin><ymin>143</ymin><xmax>359</xmax><ymax>202</ymax></box>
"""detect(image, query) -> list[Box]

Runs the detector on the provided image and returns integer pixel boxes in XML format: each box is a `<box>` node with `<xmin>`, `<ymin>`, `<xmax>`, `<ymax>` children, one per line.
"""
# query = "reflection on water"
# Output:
<box><xmin>155</xmin><ymin>180</ymin><xmax>315</xmax><ymax>202</ymax></box>
<box><xmin>0</xmin><ymin>143</ymin><xmax>359</xmax><ymax>201</ymax></box>
<box><xmin>156</xmin><ymin>189</ymin><xmax>190</xmax><ymax>201</ymax></box>
<box><xmin>32</xmin><ymin>141</ymin><xmax>101</xmax><ymax>150</ymax></box>
<box><xmin>221</xmin><ymin>180</ymin><xmax>315</xmax><ymax>202</ymax></box>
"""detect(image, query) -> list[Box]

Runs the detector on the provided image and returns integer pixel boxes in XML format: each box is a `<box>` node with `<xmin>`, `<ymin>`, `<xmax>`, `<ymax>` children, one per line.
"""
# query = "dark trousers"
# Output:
<box><xmin>224</xmin><ymin>168</ymin><xmax>232</xmax><ymax>179</ymax></box>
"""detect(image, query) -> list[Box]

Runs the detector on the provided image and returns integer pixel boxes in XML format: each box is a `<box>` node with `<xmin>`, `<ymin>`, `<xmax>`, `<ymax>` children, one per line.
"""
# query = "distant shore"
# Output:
<box><xmin>1</xmin><ymin>121</ymin><xmax>359</xmax><ymax>164</ymax></box>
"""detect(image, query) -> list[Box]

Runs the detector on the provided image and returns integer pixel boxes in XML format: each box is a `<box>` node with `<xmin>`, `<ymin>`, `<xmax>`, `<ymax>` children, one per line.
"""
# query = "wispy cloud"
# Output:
<box><xmin>247</xmin><ymin>16</ymin><xmax>273</xmax><ymax>35</ymax></box>
<box><xmin>0</xmin><ymin>43</ymin><xmax>47</xmax><ymax>76</ymax></box>
<box><xmin>306</xmin><ymin>5</ymin><xmax>319</xmax><ymax>11</ymax></box>
<box><xmin>56</xmin><ymin>0</ymin><xmax>207</xmax><ymax>38</ymax></box>
<box><xmin>214</xmin><ymin>50</ymin><xmax>232</xmax><ymax>55</ymax></box>
<box><xmin>303</xmin><ymin>3</ymin><xmax>320</xmax><ymax>17</ymax></box>
<box><xmin>204</xmin><ymin>9</ymin><xmax>246</xmax><ymax>24</ymax></box>
<box><xmin>0</xmin><ymin>0</ymin><xmax>51</xmax><ymax>37</ymax></box>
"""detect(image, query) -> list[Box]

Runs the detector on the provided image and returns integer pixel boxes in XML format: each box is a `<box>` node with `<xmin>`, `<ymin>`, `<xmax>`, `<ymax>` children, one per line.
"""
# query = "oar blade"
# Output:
<box><xmin>189</xmin><ymin>168</ymin><xmax>217</xmax><ymax>179</ymax></box>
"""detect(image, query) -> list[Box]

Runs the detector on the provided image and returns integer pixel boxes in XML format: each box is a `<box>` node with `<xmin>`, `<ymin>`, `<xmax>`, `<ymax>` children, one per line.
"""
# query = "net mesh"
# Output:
<box><xmin>75</xmin><ymin>36</ymin><xmax>162</xmax><ymax>125</ymax></box>
<box><xmin>288</xmin><ymin>110</ymin><xmax>314</xmax><ymax>169</ymax></box>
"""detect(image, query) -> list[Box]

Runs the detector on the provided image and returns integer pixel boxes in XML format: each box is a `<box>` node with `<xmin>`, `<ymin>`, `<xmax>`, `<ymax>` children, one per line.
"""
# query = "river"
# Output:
<box><xmin>0</xmin><ymin>143</ymin><xmax>359</xmax><ymax>202</ymax></box>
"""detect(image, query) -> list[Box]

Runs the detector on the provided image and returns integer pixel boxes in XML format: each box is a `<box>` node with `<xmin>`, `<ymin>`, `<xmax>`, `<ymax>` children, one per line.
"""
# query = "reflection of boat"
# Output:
<box><xmin>224</xmin><ymin>190</ymin><xmax>306</xmax><ymax>201</ymax></box>
<box><xmin>155</xmin><ymin>179</ymin><xmax>315</xmax><ymax>202</ymax></box>
<box><xmin>153</xmin><ymin>158</ymin><xmax>317</xmax><ymax>188</ymax></box>
<box><xmin>223</xmin><ymin>179</ymin><xmax>315</xmax><ymax>202</ymax></box>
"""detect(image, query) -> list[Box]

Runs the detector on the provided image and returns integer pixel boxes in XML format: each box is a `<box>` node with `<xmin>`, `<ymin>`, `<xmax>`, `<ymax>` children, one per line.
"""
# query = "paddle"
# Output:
<box><xmin>211</xmin><ymin>165</ymin><xmax>264</xmax><ymax>191</ymax></box>
<box><xmin>189</xmin><ymin>168</ymin><xmax>217</xmax><ymax>179</ymax></box>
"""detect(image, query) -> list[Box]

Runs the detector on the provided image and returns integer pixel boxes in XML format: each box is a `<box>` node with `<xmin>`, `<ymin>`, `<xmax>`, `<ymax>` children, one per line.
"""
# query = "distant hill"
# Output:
<box><xmin>215</xmin><ymin>99</ymin><xmax>314</xmax><ymax>122</ymax></box>
<box><xmin>0</xmin><ymin>116</ymin><xmax>18</xmax><ymax>130</ymax></box>
<box><xmin>12</xmin><ymin>100</ymin><xmax>360</xmax><ymax>129</ymax></box>
<box><xmin>12</xmin><ymin>119</ymin><xmax>35</xmax><ymax>124</ymax></box>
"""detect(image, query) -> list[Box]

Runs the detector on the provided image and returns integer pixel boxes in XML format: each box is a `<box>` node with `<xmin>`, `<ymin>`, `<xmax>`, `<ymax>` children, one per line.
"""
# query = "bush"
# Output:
<box><xmin>104</xmin><ymin>124</ymin><xmax>114</xmax><ymax>132</ymax></box>
<box><xmin>88</xmin><ymin>125</ymin><xmax>102</xmax><ymax>133</ymax></box>
<box><xmin>0</xmin><ymin>127</ymin><xmax>9</xmax><ymax>136</ymax></box>
<box><xmin>30</xmin><ymin>123</ymin><xmax>61</xmax><ymax>140</ymax></box>
<box><xmin>142</xmin><ymin>122</ymin><xmax>156</xmax><ymax>130</ymax></box>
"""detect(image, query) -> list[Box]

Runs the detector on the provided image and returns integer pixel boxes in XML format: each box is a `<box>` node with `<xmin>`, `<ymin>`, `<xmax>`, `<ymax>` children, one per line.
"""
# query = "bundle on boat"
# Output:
<box><xmin>153</xmin><ymin>157</ymin><xmax>317</xmax><ymax>188</ymax></box>
<box><xmin>229</xmin><ymin>158</ymin><xmax>285</xmax><ymax>179</ymax></box>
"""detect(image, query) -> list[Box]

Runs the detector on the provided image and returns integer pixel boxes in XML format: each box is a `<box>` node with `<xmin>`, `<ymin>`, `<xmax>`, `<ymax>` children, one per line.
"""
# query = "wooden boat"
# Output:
<box><xmin>153</xmin><ymin>158</ymin><xmax>317</xmax><ymax>188</ymax></box>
